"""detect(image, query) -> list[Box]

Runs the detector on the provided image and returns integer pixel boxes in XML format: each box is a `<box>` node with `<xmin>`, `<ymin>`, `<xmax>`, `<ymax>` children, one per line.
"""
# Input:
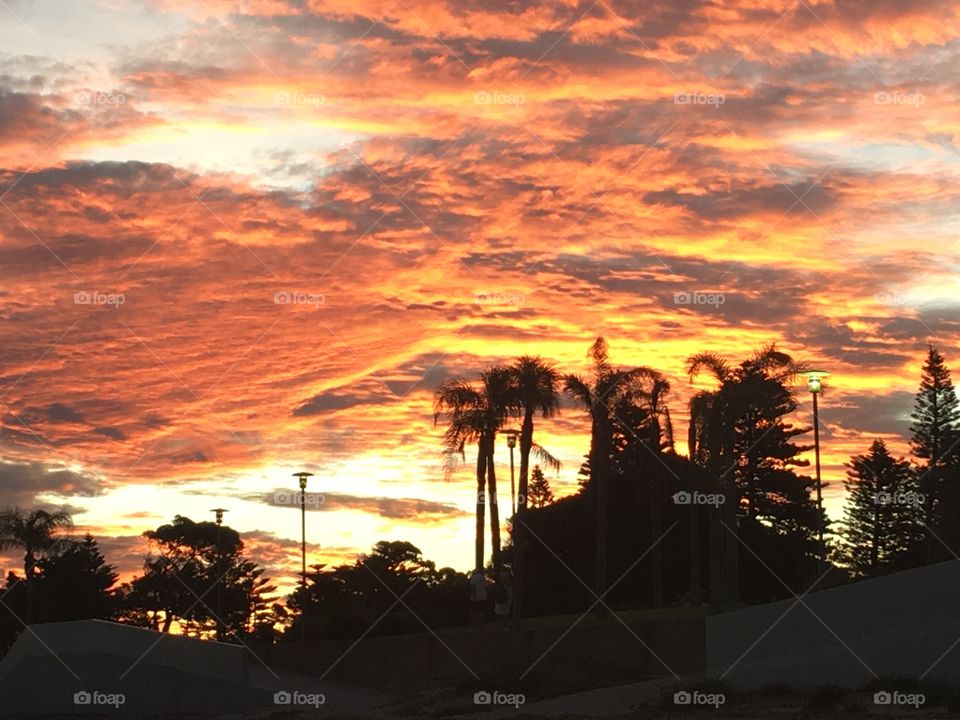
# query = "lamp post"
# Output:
<box><xmin>292</xmin><ymin>471</ymin><xmax>314</xmax><ymax>643</ymax></box>
<box><xmin>210</xmin><ymin>508</ymin><xmax>227</xmax><ymax>642</ymax></box>
<box><xmin>801</xmin><ymin>370</ymin><xmax>829</xmax><ymax>566</ymax></box>
<box><xmin>505</xmin><ymin>430</ymin><xmax>519</xmax><ymax>516</ymax></box>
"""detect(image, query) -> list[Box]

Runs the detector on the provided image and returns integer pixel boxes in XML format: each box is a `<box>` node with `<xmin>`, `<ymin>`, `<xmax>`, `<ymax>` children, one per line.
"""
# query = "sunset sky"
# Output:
<box><xmin>1</xmin><ymin>0</ymin><xmax>959</xmax><ymax>593</ymax></box>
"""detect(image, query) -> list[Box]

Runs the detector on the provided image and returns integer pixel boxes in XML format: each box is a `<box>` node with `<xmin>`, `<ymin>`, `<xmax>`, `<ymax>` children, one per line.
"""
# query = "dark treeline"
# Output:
<box><xmin>1</xmin><ymin>340</ymin><xmax>958</xmax><ymax>649</ymax></box>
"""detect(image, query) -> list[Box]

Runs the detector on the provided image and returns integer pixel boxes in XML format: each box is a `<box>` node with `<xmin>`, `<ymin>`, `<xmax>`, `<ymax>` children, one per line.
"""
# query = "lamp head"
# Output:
<box><xmin>800</xmin><ymin>369</ymin><xmax>830</xmax><ymax>394</ymax></box>
<box><xmin>293</xmin><ymin>471</ymin><xmax>314</xmax><ymax>490</ymax></box>
<box><xmin>506</xmin><ymin>430</ymin><xmax>519</xmax><ymax>449</ymax></box>
<box><xmin>210</xmin><ymin>508</ymin><xmax>227</xmax><ymax>525</ymax></box>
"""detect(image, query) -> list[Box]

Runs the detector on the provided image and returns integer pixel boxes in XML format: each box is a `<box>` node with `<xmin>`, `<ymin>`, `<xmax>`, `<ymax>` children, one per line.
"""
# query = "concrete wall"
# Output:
<box><xmin>0</xmin><ymin>619</ymin><xmax>249</xmax><ymax>684</ymax></box>
<box><xmin>267</xmin><ymin>617</ymin><xmax>705</xmax><ymax>683</ymax></box>
<box><xmin>707</xmin><ymin>560</ymin><xmax>960</xmax><ymax>689</ymax></box>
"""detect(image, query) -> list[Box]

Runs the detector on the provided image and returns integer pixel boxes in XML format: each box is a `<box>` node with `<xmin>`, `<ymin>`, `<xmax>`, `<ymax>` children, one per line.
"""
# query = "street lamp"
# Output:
<box><xmin>209</xmin><ymin>508</ymin><xmax>228</xmax><ymax>641</ymax></box>
<box><xmin>292</xmin><ymin>472</ymin><xmax>314</xmax><ymax>590</ymax></box>
<box><xmin>505</xmin><ymin>430</ymin><xmax>519</xmax><ymax>515</ymax></box>
<box><xmin>800</xmin><ymin>369</ymin><xmax>829</xmax><ymax>565</ymax></box>
<box><xmin>293</xmin><ymin>471</ymin><xmax>314</xmax><ymax>643</ymax></box>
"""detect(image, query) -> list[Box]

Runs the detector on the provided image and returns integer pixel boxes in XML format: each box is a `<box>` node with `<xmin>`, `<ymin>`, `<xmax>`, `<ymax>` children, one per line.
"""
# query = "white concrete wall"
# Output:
<box><xmin>707</xmin><ymin>560</ymin><xmax>960</xmax><ymax>689</ymax></box>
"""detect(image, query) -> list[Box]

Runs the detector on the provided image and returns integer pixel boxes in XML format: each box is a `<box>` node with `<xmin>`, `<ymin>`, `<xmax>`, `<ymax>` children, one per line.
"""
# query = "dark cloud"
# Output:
<box><xmin>0</xmin><ymin>460</ymin><xmax>105</xmax><ymax>509</ymax></box>
<box><xmin>20</xmin><ymin>403</ymin><xmax>84</xmax><ymax>424</ymax></box>
<box><xmin>251</xmin><ymin>490</ymin><xmax>467</xmax><ymax>520</ymax></box>
<box><xmin>826</xmin><ymin>390</ymin><xmax>915</xmax><ymax>438</ymax></box>
<box><xmin>293</xmin><ymin>353</ymin><xmax>461</xmax><ymax>415</ymax></box>
<box><xmin>94</xmin><ymin>426</ymin><xmax>127</xmax><ymax>441</ymax></box>
<box><xmin>644</xmin><ymin>181</ymin><xmax>837</xmax><ymax>221</ymax></box>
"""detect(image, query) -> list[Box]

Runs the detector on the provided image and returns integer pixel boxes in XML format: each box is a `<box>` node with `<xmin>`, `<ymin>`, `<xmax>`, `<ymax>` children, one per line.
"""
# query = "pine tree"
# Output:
<box><xmin>527</xmin><ymin>465</ymin><xmax>555</xmax><ymax>508</ymax></box>
<box><xmin>840</xmin><ymin>440</ymin><xmax>924</xmax><ymax>577</ymax></box>
<box><xmin>909</xmin><ymin>344</ymin><xmax>960</xmax><ymax>559</ymax></box>
<box><xmin>911</xmin><ymin>344</ymin><xmax>960</xmax><ymax>467</ymax></box>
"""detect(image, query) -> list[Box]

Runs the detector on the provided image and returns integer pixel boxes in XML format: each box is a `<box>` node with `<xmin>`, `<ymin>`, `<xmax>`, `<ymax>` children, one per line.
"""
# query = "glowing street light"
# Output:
<box><xmin>800</xmin><ymin>369</ymin><xmax>829</xmax><ymax>565</ymax></box>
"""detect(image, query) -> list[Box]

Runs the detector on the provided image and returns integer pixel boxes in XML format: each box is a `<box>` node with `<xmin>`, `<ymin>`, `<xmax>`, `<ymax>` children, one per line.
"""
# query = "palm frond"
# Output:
<box><xmin>564</xmin><ymin>374</ymin><xmax>593</xmax><ymax>408</ymax></box>
<box><xmin>686</xmin><ymin>352</ymin><xmax>731</xmax><ymax>382</ymax></box>
<box><xmin>531</xmin><ymin>442</ymin><xmax>562</xmax><ymax>474</ymax></box>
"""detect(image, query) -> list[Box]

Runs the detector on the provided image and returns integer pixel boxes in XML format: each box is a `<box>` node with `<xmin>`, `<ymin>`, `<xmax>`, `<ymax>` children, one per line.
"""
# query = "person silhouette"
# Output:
<box><xmin>469</xmin><ymin>568</ymin><xmax>488</xmax><ymax>627</ymax></box>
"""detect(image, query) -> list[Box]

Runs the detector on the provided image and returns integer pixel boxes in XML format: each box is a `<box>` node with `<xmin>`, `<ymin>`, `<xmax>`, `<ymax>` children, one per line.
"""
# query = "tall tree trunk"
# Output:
<box><xmin>650</xmin><ymin>469</ymin><xmax>663</xmax><ymax>607</ymax></box>
<box><xmin>23</xmin><ymin>551</ymin><xmax>35</xmax><ymax>625</ymax></box>
<box><xmin>518</xmin><ymin>410</ymin><xmax>534</xmax><ymax>509</ymax></box>
<box><xmin>708</xmin><ymin>481</ymin><xmax>724</xmax><ymax>610</ymax></box>
<box><xmin>707</xmin><ymin>433</ymin><xmax>724</xmax><ymax>611</ymax></box>
<box><xmin>649</xmin><ymin>421</ymin><xmax>663</xmax><ymax>607</ymax></box>
<box><xmin>722</xmin><ymin>434</ymin><xmax>739</xmax><ymax>610</ymax></box>
<box><xmin>686</xmin><ymin>424</ymin><xmax>703</xmax><ymax>604</ymax></box>
<box><xmin>872</xmin><ymin>493</ymin><xmax>880</xmax><ymax>574</ymax></box>
<box><xmin>512</xmin><ymin>409</ymin><xmax>535</xmax><ymax>626</ymax></box>
<box><xmin>687</xmin><ymin>502</ymin><xmax>702</xmax><ymax>603</ymax></box>
<box><xmin>476</xmin><ymin>441</ymin><xmax>487</xmax><ymax>571</ymax></box>
<box><xmin>594</xmin><ymin>412</ymin><xmax>611</xmax><ymax>609</ymax></box>
<box><xmin>487</xmin><ymin>434</ymin><xmax>502</xmax><ymax>572</ymax></box>
<box><xmin>926</xmin><ymin>395</ymin><xmax>940</xmax><ymax>563</ymax></box>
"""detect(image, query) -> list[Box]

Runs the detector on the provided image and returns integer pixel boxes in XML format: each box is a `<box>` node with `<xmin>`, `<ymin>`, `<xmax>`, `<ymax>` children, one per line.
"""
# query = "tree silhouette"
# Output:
<box><xmin>687</xmin><ymin>345</ymin><xmax>819</xmax><ymax>607</ymax></box>
<box><xmin>435</xmin><ymin>368</ymin><xmax>516</xmax><ymax>571</ymax></box>
<box><xmin>527</xmin><ymin>465</ymin><xmax>555</xmax><ymax>508</ymax></box>
<box><xmin>509</xmin><ymin>356</ymin><xmax>562</xmax><ymax>513</ymax></box>
<box><xmin>909</xmin><ymin>344</ymin><xmax>960</xmax><ymax>560</ymax></box>
<box><xmin>840</xmin><ymin>439</ymin><xmax>924</xmax><ymax>577</ymax></box>
<box><xmin>610</xmin><ymin>372</ymin><xmax>675</xmax><ymax>605</ymax></box>
<box><xmin>507</xmin><ymin>355</ymin><xmax>562</xmax><ymax>624</ymax></box>
<box><xmin>565</xmin><ymin>338</ymin><xmax>661</xmax><ymax>603</ymax></box>
<box><xmin>34</xmin><ymin>535</ymin><xmax>118</xmax><ymax>622</ymax></box>
<box><xmin>119</xmin><ymin>515</ymin><xmax>274</xmax><ymax>639</ymax></box>
<box><xmin>285</xmin><ymin>540</ymin><xmax>467</xmax><ymax>641</ymax></box>
<box><xmin>435</xmin><ymin>377</ymin><xmax>492</xmax><ymax>572</ymax></box>
<box><xmin>0</xmin><ymin>507</ymin><xmax>73</xmax><ymax>624</ymax></box>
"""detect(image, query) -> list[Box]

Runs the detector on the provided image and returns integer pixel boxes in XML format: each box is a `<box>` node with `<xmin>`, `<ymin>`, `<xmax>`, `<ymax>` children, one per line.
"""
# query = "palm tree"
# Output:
<box><xmin>510</xmin><ymin>356</ymin><xmax>563</xmax><ymax>511</ymax></box>
<box><xmin>636</xmin><ymin>375</ymin><xmax>674</xmax><ymax>606</ymax></box>
<box><xmin>508</xmin><ymin>355</ymin><xmax>562</xmax><ymax>623</ymax></box>
<box><xmin>565</xmin><ymin>338</ymin><xmax>660</xmax><ymax>602</ymax></box>
<box><xmin>479</xmin><ymin>366</ymin><xmax>515</xmax><ymax>571</ymax></box>
<box><xmin>0</xmin><ymin>507</ymin><xmax>73</xmax><ymax>623</ymax></box>
<box><xmin>435</xmin><ymin>367</ymin><xmax>515</xmax><ymax>572</ymax></box>
<box><xmin>686</xmin><ymin>344</ymin><xmax>805</xmax><ymax>609</ymax></box>
<box><xmin>435</xmin><ymin>379</ymin><xmax>489</xmax><ymax>572</ymax></box>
